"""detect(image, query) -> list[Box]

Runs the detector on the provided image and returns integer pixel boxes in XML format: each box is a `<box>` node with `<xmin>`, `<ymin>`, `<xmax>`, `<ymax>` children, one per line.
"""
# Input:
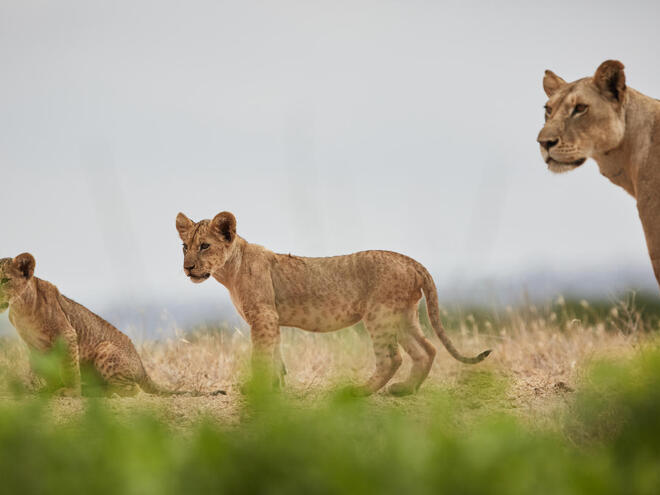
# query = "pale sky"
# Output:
<box><xmin>1</xmin><ymin>0</ymin><xmax>659</xmax><ymax>316</ymax></box>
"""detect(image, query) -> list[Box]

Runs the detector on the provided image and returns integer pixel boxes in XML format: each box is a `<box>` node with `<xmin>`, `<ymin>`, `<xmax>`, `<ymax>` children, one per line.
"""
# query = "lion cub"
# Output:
<box><xmin>176</xmin><ymin>211</ymin><xmax>491</xmax><ymax>396</ymax></box>
<box><xmin>0</xmin><ymin>253</ymin><xmax>195</xmax><ymax>397</ymax></box>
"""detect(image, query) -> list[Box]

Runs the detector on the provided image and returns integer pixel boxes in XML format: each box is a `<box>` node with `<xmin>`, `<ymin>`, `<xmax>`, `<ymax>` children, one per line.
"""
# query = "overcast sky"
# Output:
<box><xmin>1</xmin><ymin>0</ymin><xmax>659</xmax><ymax>313</ymax></box>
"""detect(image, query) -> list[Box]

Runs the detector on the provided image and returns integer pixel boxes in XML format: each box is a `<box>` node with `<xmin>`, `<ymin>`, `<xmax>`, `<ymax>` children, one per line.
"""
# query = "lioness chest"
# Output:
<box><xmin>599</xmin><ymin>166</ymin><xmax>636</xmax><ymax>196</ymax></box>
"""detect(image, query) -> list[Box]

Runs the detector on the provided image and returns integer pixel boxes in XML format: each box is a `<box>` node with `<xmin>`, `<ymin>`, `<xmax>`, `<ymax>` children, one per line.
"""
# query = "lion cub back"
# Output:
<box><xmin>58</xmin><ymin>294</ymin><xmax>140</xmax><ymax>362</ymax></box>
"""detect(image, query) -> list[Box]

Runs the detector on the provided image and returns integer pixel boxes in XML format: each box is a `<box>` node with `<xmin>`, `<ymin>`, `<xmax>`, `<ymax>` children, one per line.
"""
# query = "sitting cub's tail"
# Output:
<box><xmin>420</xmin><ymin>267</ymin><xmax>492</xmax><ymax>364</ymax></box>
<box><xmin>138</xmin><ymin>371</ymin><xmax>226</xmax><ymax>397</ymax></box>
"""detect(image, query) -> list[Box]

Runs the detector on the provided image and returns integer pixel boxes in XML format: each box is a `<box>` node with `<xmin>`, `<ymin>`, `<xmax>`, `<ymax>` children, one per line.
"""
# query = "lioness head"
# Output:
<box><xmin>175</xmin><ymin>211</ymin><xmax>237</xmax><ymax>283</ymax></box>
<box><xmin>537</xmin><ymin>60</ymin><xmax>627</xmax><ymax>173</ymax></box>
<box><xmin>0</xmin><ymin>253</ymin><xmax>36</xmax><ymax>313</ymax></box>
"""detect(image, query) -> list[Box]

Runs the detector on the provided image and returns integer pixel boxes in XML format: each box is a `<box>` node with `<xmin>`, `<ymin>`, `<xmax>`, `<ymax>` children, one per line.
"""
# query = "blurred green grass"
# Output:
<box><xmin>1</xmin><ymin>347</ymin><xmax>660</xmax><ymax>495</ymax></box>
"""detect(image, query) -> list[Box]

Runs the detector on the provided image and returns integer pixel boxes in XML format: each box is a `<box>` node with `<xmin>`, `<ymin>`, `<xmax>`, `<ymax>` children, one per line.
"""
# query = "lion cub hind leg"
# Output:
<box><xmin>93</xmin><ymin>341</ymin><xmax>141</xmax><ymax>397</ymax></box>
<box><xmin>348</xmin><ymin>308</ymin><xmax>403</xmax><ymax>396</ymax></box>
<box><xmin>388</xmin><ymin>310</ymin><xmax>437</xmax><ymax>396</ymax></box>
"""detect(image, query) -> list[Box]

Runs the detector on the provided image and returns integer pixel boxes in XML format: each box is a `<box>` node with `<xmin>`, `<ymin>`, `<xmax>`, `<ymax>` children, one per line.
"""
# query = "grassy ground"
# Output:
<box><xmin>1</xmin><ymin>295</ymin><xmax>651</xmax><ymax>425</ymax></box>
<box><xmin>0</xmin><ymin>295</ymin><xmax>659</xmax><ymax>493</ymax></box>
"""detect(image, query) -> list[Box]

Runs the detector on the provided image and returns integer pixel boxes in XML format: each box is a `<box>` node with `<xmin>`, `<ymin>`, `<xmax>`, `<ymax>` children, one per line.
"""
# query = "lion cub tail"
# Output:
<box><xmin>419</xmin><ymin>267</ymin><xmax>492</xmax><ymax>364</ymax></box>
<box><xmin>138</xmin><ymin>370</ymin><xmax>226</xmax><ymax>397</ymax></box>
<box><xmin>137</xmin><ymin>373</ymin><xmax>186</xmax><ymax>396</ymax></box>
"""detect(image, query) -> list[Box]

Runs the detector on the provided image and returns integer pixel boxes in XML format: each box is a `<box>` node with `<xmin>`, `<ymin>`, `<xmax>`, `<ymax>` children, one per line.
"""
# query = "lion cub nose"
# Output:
<box><xmin>184</xmin><ymin>263</ymin><xmax>196</xmax><ymax>270</ymax></box>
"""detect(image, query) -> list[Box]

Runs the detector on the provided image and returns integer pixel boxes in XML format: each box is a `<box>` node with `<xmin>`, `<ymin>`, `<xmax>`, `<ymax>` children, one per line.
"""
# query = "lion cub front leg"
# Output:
<box><xmin>53</xmin><ymin>325</ymin><xmax>82</xmax><ymax>397</ymax></box>
<box><xmin>244</xmin><ymin>306</ymin><xmax>282</xmax><ymax>391</ymax></box>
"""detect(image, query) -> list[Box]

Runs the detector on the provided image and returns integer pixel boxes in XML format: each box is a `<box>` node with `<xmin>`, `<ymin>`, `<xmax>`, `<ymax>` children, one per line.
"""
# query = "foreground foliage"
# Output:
<box><xmin>1</xmin><ymin>348</ymin><xmax>660</xmax><ymax>495</ymax></box>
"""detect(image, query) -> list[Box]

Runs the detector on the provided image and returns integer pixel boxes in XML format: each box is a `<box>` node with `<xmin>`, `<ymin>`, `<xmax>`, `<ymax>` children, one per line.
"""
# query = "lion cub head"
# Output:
<box><xmin>537</xmin><ymin>60</ymin><xmax>627</xmax><ymax>173</ymax></box>
<box><xmin>175</xmin><ymin>211</ymin><xmax>237</xmax><ymax>283</ymax></box>
<box><xmin>0</xmin><ymin>253</ymin><xmax>36</xmax><ymax>312</ymax></box>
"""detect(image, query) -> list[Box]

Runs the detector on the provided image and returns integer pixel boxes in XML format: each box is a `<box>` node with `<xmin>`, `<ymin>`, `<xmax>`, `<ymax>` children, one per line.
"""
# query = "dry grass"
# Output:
<box><xmin>0</xmin><ymin>297</ymin><xmax>656</xmax><ymax>431</ymax></box>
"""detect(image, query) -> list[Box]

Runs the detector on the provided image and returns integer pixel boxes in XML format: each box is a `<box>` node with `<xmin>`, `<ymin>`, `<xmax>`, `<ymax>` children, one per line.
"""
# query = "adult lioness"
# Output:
<box><xmin>176</xmin><ymin>211</ymin><xmax>491</xmax><ymax>396</ymax></box>
<box><xmin>537</xmin><ymin>60</ymin><xmax>660</xmax><ymax>288</ymax></box>
<box><xmin>0</xmin><ymin>253</ymin><xmax>221</xmax><ymax>397</ymax></box>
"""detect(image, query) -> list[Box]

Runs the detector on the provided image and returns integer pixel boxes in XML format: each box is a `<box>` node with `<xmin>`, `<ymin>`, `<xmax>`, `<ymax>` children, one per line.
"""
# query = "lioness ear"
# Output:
<box><xmin>543</xmin><ymin>70</ymin><xmax>566</xmax><ymax>97</ymax></box>
<box><xmin>211</xmin><ymin>211</ymin><xmax>237</xmax><ymax>243</ymax></box>
<box><xmin>13</xmin><ymin>253</ymin><xmax>35</xmax><ymax>280</ymax></box>
<box><xmin>594</xmin><ymin>60</ymin><xmax>626</xmax><ymax>102</ymax></box>
<box><xmin>176</xmin><ymin>212</ymin><xmax>194</xmax><ymax>240</ymax></box>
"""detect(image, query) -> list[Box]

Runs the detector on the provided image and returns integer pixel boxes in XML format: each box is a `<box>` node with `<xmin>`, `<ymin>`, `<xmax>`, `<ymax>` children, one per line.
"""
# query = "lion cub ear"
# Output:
<box><xmin>13</xmin><ymin>253</ymin><xmax>35</xmax><ymax>280</ymax></box>
<box><xmin>543</xmin><ymin>70</ymin><xmax>566</xmax><ymax>97</ymax></box>
<box><xmin>594</xmin><ymin>60</ymin><xmax>626</xmax><ymax>102</ymax></box>
<box><xmin>211</xmin><ymin>211</ymin><xmax>237</xmax><ymax>243</ymax></box>
<box><xmin>176</xmin><ymin>213</ymin><xmax>195</xmax><ymax>240</ymax></box>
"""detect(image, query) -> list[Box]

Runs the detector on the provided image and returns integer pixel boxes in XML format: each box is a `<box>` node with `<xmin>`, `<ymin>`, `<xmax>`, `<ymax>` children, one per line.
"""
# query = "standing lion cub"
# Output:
<box><xmin>176</xmin><ymin>211</ymin><xmax>491</xmax><ymax>396</ymax></box>
<box><xmin>0</xmin><ymin>253</ymin><xmax>209</xmax><ymax>397</ymax></box>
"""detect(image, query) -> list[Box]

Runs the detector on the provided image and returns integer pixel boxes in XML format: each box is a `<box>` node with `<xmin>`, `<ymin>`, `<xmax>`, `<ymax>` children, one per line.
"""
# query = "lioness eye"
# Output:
<box><xmin>573</xmin><ymin>103</ymin><xmax>588</xmax><ymax>115</ymax></box>
<box><xmin>544</xmin><ymin>105</ymin><xmax>552</xmax><ymax>115</ymax></box>
<box><xmin>200</xmin><ymin>243</ymin><xmax>210</xmax><ymax>251</ymax></box>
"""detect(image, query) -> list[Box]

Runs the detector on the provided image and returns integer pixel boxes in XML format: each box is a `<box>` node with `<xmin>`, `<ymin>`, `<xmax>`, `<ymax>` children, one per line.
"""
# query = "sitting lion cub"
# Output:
<box><xmin>0</xmin><ymin>253</ymin><xmax>201</xmax><ymax>397</ymax></box>
<box><xmin>176</xmin><ymin>211</ymin><xmax>491</xmax><ymax>396</ymax></box>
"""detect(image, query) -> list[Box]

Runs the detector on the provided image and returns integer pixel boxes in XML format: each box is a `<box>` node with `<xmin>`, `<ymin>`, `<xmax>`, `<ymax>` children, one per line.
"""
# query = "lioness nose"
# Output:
<box><xmin>539</xmin><ymin>138</ymin><xmax>559</xmax><ymax>151</ymax></box>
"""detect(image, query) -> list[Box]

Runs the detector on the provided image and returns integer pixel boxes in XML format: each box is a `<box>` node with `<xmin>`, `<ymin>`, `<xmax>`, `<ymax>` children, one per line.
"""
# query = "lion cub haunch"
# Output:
<box><xmin>0</xmin><ymin>253</ymin><xmax>182</xmax><ymax>397</ymax></box>
<box><xmin>176</xmin><ymin>211</ymin><xmax>491</xmax><ymax>396</ymax></box>
<box><xmin>537</xmin><ymin>60</ymin><xmax>660</xmax><ymax>289</ymax></box>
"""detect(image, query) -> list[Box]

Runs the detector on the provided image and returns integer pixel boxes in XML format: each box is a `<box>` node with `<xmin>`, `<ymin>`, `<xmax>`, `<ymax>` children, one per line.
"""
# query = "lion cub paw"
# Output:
<box><xmin>239</xmin><ymin>381</ymin><xmax>278</xmax><ymax>396</ymax></box>
<box><xmin>53</xmin><ymin>387</ymin><xmax>81</xmax><ymax>398</ymax></box>
<box><xmin>387</xmin><ymin>382</ymin><xmax>415</xmax><ymax>397</ymax></box>
<box><xmin>340</xmin><ymin>385</ymin><xmax>372</xmax><ymax>398</ymax></box>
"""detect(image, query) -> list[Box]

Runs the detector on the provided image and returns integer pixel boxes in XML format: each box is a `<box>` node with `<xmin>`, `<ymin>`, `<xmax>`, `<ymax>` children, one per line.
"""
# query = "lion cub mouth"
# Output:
<box><xmin>188</xmin><ymin>273</ymin><xmax>211</xmax><ymax>282</ymax></box>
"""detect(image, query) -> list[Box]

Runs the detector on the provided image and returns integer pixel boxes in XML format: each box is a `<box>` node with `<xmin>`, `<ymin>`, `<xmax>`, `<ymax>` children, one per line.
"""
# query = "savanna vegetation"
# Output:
<box><xmin>0</xmin><ymin>294</ymin><xmax>659</xmax><ymax>494</ymax></box>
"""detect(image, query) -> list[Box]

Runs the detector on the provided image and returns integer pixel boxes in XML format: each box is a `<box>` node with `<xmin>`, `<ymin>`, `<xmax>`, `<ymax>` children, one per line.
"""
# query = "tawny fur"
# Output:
<box><xmin>176</xmin><ymin>212</ymin><xmax>491</xmax><ymax>396</ymax></box>
<box><xmin>538</xmin><ymin>60</ymin><xmax>660</xmax><ymax>289</ymax></box>
<box><xmin>0</xmin><ymin>254</ymin><xmax>187</xmax><ymax>397</ymax></box>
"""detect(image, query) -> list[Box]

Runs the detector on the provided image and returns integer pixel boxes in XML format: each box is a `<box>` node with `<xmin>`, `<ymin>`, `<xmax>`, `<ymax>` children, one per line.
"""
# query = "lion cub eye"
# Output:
<box><xmin>200</xmin><ymin>243</ymin><xmax>210</xmax><ymax>251</ymax></box>
<box><xmin>182</xmin><ymin>243</ymin><xmax>188</xmax><ymax>253</ymax></box>
<box><xmin>0</xmin><ymin>278</ymin><xmax>9</xmax><ymax>285</ymax></box>
<box><xmin>572</xmin><ymin>103</ymin><xmax>588</xmax><ymax>115</ymax></box>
